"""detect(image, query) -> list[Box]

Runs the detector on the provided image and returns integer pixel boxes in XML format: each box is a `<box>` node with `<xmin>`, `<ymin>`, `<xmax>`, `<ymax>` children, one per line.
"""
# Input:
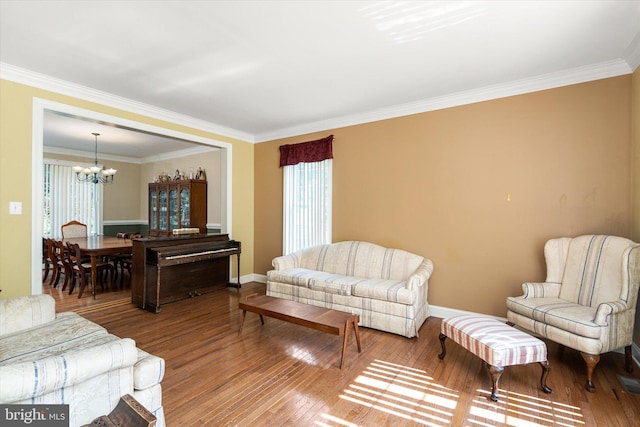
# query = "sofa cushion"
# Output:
<box><xmin>0</xmin><ymin>312</ymin><xmax>108</xmax><ymax>365</ymax></box>
<box><xmin>352</xmin><ymin>279</ymin><xmax>416</xmax><ymax>305</ymax></box>
<box><xmin>308</xmin><ymin>274</ymin><xmax>366</xmax><ymax>296</ymax></box>
<box><xmin>267</xmin><ymin>268</ymin><xmax>318</xmax><ymax>287</ymax></box>
<box><xmin>559</xmin><ymin>235</ymin><xmax>632</xmax><ymax>307</ymax></box>
<box><xmin>506</xmin><ymin>296</ymin><xmax>602</xmax><ymax>339</ymax></box>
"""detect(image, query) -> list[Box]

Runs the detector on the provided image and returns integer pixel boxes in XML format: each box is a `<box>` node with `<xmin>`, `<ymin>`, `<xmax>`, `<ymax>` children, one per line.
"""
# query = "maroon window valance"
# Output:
<box><xmin>279</xmin><ymin>135</ymin><xmax>334</xmax><ymax>167</ymax></box>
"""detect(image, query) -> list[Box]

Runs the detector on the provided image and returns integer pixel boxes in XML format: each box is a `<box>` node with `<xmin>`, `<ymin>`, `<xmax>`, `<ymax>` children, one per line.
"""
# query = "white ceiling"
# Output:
<box><xmin>1</xmin><ymin>1</ymin><xmax>639</xmax><ymax>157</ymax></box>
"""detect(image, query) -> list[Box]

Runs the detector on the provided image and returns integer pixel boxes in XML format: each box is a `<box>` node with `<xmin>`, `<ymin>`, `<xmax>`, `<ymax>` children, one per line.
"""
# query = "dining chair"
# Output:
<box><xmin>111</xmin><ymin>232</ymin><xmax>141</xmax><ymax>287</ymax></box>
<box><xmin>56</xmin><ymin>240</ymin><xmax>74</xmax><ymax>292</ymax></box>
<box><xmin>45</xmin><ymin>238</ymin><xmax>61</xmax><ymax>287</ymax></box>
<box><xmin>61</xmin><ymin>220</ymin><xmax>88</xmax><ymax>239</ymax></box>
<box><xmin>66</xmin><ymin>241</ymin><xmax>115</xmax><ymax>298</ymax></box>
<box><xmin>42</xmin><ymin>237</ymin><xmax>53</xmax><ymax>282</ymax></box>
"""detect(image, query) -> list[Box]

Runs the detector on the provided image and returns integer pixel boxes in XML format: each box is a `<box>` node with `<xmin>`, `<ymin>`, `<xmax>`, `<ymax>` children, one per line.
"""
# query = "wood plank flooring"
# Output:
<box><xmin>45</xmin><ymin>282</ymin><xmax>640</xmax><ymax>426</ymax></box>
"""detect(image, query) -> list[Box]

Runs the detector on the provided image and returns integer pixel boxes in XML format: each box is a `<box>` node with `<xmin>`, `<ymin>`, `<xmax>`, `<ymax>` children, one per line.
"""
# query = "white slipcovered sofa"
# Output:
<box><xmin>267</xmin><ymin>241</ymin><xmax>433</xmax><ymax>338</ymax></box>
<box><xmin>0</xmin><ymin>295</ymin><xmax>165</xmax><ymax>427</ymax></box>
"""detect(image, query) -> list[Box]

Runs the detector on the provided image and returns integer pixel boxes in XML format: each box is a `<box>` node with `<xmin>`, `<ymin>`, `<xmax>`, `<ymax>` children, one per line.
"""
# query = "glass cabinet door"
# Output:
<box><xmin>159</xmin><ymin>190</ymin><xmax>168</xmax><ymax>231</ymax></box>
<box><xmin>149</xmin><ymin>189</ymin><xmax>157</xmax><ymax>230</ymax></box>
<box><xmin>169</xmin><ymin>188</ymin><xmax>178</xmax><ymax>231</ymax></box>
<box><xmin>180</xmin><ymin>188</ymin><xmax>190</xmax><ymax>227</ymax></box>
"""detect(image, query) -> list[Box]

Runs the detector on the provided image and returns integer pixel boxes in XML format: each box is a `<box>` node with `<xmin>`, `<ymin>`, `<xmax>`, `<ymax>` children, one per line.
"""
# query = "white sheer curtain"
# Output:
<box><xmin>283</xmin><ymin>159</ymin><xmax>332</xmax><ymax>254</ymax></box>
<box><xmin>44</xmin><ymin>159</ymin><xmax>102</xmax><ymax>237</ymax></box>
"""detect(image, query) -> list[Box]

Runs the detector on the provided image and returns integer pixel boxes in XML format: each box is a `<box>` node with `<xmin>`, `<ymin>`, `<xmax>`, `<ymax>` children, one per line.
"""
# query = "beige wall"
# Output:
<box><xmin>632</xmin><ymin>67</ymin><xmax>640</xmax><ymax>344</ymax></box>
<box><xmin>255</xmin><ymin>76</ymin><xmax>633</xmax><ymax>317</ymax></box>
<box><xmin>140</xmin><ymin>150</ymin><xmax>222</xmax><ymax>224</ymax></box>
<box><xmin>0</xmin><ymin>79</ymin><xmax>254</xmax><ymax>298</ymax></box>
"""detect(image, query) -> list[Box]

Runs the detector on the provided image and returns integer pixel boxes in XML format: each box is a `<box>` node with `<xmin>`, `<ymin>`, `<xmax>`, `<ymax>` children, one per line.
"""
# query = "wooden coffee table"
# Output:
<box><xmin>238</xmin><ymin>294</ymin><xmax>361</xmax><ymax>369</ymax></box>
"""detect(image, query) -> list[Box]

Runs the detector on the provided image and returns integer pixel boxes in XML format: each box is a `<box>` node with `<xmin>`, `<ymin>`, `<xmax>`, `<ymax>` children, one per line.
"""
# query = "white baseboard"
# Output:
<box><xmin>632</xmin><ymin>343</ymin><xmax>640</xmax><ymax>369</ymax></box>
<box><xmin>428</xmin><ymin>305</ymin><xmax>507</xmax><ymax>322</ymax></box>
<box><xmin>236</xmin><ymin>273</ymin><xmax>266</xmax><ymax>285</ymax></box>
<box><xmin>252</xmin><ymin>274</ymin><xmax>267</xmax><ymax>284</ymax></box>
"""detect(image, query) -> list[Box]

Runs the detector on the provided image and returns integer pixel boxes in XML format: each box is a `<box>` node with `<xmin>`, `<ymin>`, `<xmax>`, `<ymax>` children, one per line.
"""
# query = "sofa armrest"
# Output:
<box><xmin>406</xmin><ymin>260</ymin><xmax>433</xmax><ymax>290</ymax></box>
<box><xmin>134</xmin><ymin>349</ymin><xmax>165</xmax><ymax>391</ymax></box>
<box><xmin>0</xmin><ymin>338</ymin><xmax>138</xmax><ymax>403</ymax></box>
<box><xmin>520</xmin><ymin>282</ymin><xmax>561</xmax><ymax>298</ymax></box>
<box><xmin>593</xmin><ymin>300</ymin><xmax>630</xmax><ymax>325</ymax></box>
<box><xmin>272</xmin><ymin>254</ymin><xmax>298</xmax><ymax>270</ymax></box>
<box><xmin>0</xmin><ymin>295</ymin><xmax>56</xmax><ymax>337</ymax></box>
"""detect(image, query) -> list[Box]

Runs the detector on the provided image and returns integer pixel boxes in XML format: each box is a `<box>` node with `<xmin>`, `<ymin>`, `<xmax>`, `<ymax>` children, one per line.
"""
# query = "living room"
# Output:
<box><xmin>1</xmin><ymin>1</ymin><xmax>640</xmax><ymax>426</ymax></box>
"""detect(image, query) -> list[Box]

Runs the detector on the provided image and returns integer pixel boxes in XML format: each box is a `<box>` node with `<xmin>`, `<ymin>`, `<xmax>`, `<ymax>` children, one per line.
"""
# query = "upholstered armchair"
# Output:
<box><xmin>506</xmin><ymin>235</ymin><xmax>640</xmax><ymax>392</ymax></box>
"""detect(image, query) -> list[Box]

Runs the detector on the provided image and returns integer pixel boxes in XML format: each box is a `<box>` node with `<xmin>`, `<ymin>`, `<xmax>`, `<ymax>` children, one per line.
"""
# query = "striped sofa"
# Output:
<box><xmin>0</xmin><ymin>295</ymin><xmax>165</xmax><ymax>427</ymax></box>
<box><xmin>506</xmin><ymin>234</ymin><xmax>640</xmax><ymax>392</ymax></box>
<box><xmin>266</xmin><ymin>241</ymin><xmax>433</xmax><ymax>338</ymax></box>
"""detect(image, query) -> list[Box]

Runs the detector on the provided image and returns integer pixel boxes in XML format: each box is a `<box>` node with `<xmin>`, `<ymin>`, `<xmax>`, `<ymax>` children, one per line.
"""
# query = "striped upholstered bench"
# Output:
<box><xmin>438</xmin><ymin>315</ymin><xmax>552</xmax><ymax>401</ymax></box>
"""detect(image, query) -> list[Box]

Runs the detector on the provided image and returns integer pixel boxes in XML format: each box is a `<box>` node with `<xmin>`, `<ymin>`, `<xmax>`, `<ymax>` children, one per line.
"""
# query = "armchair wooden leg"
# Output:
<box><xmin>580</xmin><ymin>352</ymin><xmax>599</xmax><ymax>393</ymax></box>
<box><xmin>539</xmin><ymin>361</ymin><xmax>552</xmax><ymax>394</ymax></box>
<box><xmin>487</xmin><ymin>364</ymin><xmax>504</xmax><ymax>402</ymax></box>
<box><xmin>625</xmin><ymin>345</ymin><xmax>633</xmax><ymax>373</ymax></box>
<box><xmin>438</xmin><ymin>333</ymin><xmax>447</xmax><ymax>359</ymax></box>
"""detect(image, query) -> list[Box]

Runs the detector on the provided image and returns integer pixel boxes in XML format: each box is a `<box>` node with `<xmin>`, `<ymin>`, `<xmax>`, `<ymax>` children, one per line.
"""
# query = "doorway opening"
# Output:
<box><xmin>31</xmin><ymin>98</ymin><xmax>233</xmax><ymax>295</ymax></box>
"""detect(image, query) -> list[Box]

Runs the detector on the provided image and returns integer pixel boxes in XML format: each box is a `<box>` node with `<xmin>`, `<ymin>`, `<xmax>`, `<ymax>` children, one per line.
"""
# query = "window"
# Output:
<box><xmin>280</xmin><ymin>135</ymin><xmax>333</xmax><ymax>254</ymax></box>
<box><xmin>43</xmin><ymin>159</ymin><xmax>102</xmax><ymax>236</ymax></box>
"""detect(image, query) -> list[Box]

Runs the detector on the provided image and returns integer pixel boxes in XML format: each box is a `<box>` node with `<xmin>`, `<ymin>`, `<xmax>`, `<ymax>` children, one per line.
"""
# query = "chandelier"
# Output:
<box><xmin>72</xmin><ymin>132</ymin><xmax>117</xmax><ymax>184</ymax></box>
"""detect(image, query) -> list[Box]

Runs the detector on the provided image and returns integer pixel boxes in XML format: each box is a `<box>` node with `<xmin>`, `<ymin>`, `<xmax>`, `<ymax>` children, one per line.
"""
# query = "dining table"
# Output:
<box><xmin>62</xmin><ymin>235</ymin><xmax>133</xmax><ymax>298</ymax></box>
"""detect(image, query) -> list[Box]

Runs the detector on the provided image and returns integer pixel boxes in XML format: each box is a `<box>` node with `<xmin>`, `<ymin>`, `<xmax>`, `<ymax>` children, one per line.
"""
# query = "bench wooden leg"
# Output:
<box><xmin>340</xmin><ymin>320</ymin><xmax>350</xmax><ymax>369</ymax></box>
<box><xmin>487</xmin><ymin>364</ymin><xmax>503</xmax><ymax>402</ymax></box>
<box><xmin>238</xmin><ymin>310</ymin><xmax>247</xmax><ymax>334</ymax></box>
<box><xmin>352</xmin><ymin>317</ymin><xmax>362</xmax><ymax>353</ymax></box>
<box><xmin>340</xmin><ymin>318</ymin><xmax>362</xmax><ymax>369</ymax></box>
<box><xmin>438</xmin><ymin>333</ymin><xmax>447</xmax><ymax>359</ymax></box>
<box><xmin>539</xmin><ymin>361</ymin><xmax>552</xmax><ymax>394</ymax></box>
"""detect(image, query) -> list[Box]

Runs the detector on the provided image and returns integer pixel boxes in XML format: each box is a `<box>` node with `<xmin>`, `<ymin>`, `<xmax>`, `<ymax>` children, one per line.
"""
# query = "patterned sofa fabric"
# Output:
<box><xmin>0</xmin><ymin>295</ymin><xmax>165</xmax><ymax>427</ymax></box>
<box><xmin>267</xmin><ymin>241</ymin><xmax>433</xmax><ymax>338</ymax></box>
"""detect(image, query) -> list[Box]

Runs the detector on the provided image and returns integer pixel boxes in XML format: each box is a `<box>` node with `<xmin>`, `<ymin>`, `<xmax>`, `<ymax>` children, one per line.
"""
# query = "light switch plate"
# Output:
<box><xmin>9</xmin><ymin>201</ymin><xmax>22</xmax><ymax>215</ymax></box>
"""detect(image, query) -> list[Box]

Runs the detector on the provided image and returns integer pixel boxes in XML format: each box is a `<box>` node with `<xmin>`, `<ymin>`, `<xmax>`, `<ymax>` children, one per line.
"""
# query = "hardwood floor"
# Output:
<box><xmin>45</xmin><ymin>281</ymin><xmax>640</xmax><ymax>426</ymax></box>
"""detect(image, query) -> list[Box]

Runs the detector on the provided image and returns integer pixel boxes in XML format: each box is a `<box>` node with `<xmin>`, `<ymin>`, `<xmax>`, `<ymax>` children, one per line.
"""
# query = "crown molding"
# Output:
<box><xmin>0</xmin><ymin>62</ymin><xmax>255</xmax><ymax>143</ymax></box>
<box><xmin>43</xmin><ymin>143</ymin><xmax>217</xmax><ymax>164</ymax></box>
<box><xmin>43</xmin><ymin>146</ymin><xmax>143</xmax><ymax>164</ymax></box>
<box><xmin>624</xmin><ymin>31</ymin><xmax>640</xmax><ymax>71</ymax></box>
<box><xmin>141</xmin><ymin>145</ymin><xmax>219</xmax><ymax>163</ymax></box>
<box><xmin>253</xmin><ymin>59</ymin><xmax>633</xmax><ymax>142</ymax></box>
<box><xmin>2</xmin><ymin>59</ymin><xmax>633</xmax><ymax>146</ymax></box>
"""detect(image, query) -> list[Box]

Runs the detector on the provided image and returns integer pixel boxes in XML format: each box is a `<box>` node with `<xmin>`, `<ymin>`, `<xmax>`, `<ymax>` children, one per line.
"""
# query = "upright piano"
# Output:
<box><xmin>131</xmin><ymin>234</ymin><xmax>241</xmax><ymax>313</ymax></box>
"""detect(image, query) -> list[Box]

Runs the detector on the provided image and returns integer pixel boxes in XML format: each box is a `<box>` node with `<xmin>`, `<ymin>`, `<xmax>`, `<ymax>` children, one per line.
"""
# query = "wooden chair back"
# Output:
<box><xmin>65</xmin><ymin>241</ymin><xmax>86</xmax><ymax>273</ymax></box>
<box><xmin>61</xmin><ymin>220</ymin><xmax>87</xmax><ymax>239</ymax></box>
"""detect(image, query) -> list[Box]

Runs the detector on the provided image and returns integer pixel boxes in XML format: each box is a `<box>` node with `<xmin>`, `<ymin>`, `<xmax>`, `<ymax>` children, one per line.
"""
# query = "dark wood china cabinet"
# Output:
<box><xmin>148</xmin><ymin>179</ymin><xmax>207</xmax><ymax>237</ymax></box>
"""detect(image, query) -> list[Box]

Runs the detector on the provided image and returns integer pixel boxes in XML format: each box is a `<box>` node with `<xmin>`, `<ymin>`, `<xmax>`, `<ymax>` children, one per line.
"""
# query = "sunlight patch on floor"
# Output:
<box><xmin>320</xmin><ymin>359</ymin><xmax>586</xmax><ymax>426</ymax></box>
<box><xmin>286</xmin><ymin>345</ymin><xmax>319</xmax><ymax>366</ymax></box>
<box><xmin>469</xmin><ymin>389</ymin><xmax>585</xmax><ymax>427</ymax></box>
<box><xmin>334</xmin><ymin>359</ymin><xmax>458</xmax><ymax>426</ymax></box>
<box><xmin>315</xmin><ymin>413</ymin><xmax>360</xmax><ymax>427</ymax></box>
